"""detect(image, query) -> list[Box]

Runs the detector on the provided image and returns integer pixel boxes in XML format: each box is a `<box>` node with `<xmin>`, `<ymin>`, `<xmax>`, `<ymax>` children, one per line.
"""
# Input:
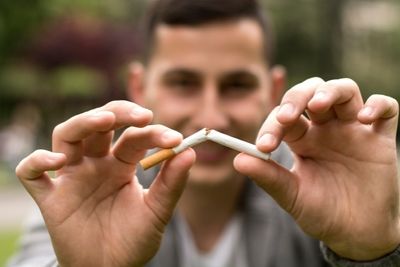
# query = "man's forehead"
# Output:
<box><xmin>161</xmin><ymin>67</ymin><xmax>260</xmax><ymax>78</ymax></box>
<box><xmin>154</xmin><ymin>18</ymin><xmax>264</xmax><ymax>44</ymax></box>
<box><xmin>149</xmin><ymin>18</ymin><xmax>267</xmax><ymax>67</ymax></box>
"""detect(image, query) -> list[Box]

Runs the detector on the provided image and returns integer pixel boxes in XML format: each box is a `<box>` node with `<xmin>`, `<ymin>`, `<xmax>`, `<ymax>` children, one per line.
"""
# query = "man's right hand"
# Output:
<box><xmin>15</xmin><ymin>101</ymin><xmax>196</xmax><ymax>267</ymax></box>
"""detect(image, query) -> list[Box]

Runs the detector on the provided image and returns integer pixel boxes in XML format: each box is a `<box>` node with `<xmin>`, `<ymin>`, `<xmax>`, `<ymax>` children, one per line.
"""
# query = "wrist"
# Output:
<box><xmin>322</xmin><ymin>243</ymin><xmax>400</xmax><ymax>266</ymax></box>
<box><xmin>328</xmin><ymin>242</ymin><xmax>400</xmax><ymax>261</ymax></box>
<box><xmin>326</xmin><ymin>232</ymin><xmax>400</xmax><ymax>261</ymax></box>
<box><xmin>324</xmin><ymin>220</ymin><xmax>400</xmax><ymax>261</ymax></box>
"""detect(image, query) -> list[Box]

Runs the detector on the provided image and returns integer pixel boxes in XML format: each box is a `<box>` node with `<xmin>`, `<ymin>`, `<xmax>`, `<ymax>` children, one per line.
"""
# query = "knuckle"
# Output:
<box><xmin>15</xmin><ymin>149</ymin><xmax>44</xmax><ymax>178</ymax></box>
<box><xmin>15</xmin><ymin>160</ymin><xmax>26</xmax><ymax>178</ymax></box>
<box><xmin>152</xmin><ymin>124</ymin><xmax>169</xmax><ymax>133</ymax></box>
<box><xmin>29</xmin><ymin>150</ymin><xmax>45</xmax><ymax>168</ymax></box>
<box><xmin>392</xmin><ymin>98</ymin><xmax>399</xmax><ymax>109</ymax></box>
<box><xmin>340</xmin><ymin>77</ymin><xmax>356</xmax><ymax>84</ymax></box>
<box><xmin>306</xmin><ymin>77</ymin><xmax>324</xmax><ymax>84</ymax></box>
<box><xmin>52</xmin><ymin>123</ymin><xmax>64</xmax><ymax>139</ymax></box>
<box><xmin>143</xmin><ymin>124</ymin><xmax>166</xmax><ymax>137</ymax></box>
<box><xmin>104</xmin><ymin>100</ymin><xmax>133</xmax><ymax>110</ymax></box>
<box><xmin>327</xmin><ymin>78</ymin><xmax>358</xmax><ymax>90</ymax></box>
<box><xmin>282</xmin><ymin>87</ymin><xmax>299</xmax><ymax>99</ymax></box>
<box><xmin>386</xmin><ymin>96</ymin><xmax>399</xmax><ymax>113</ymax></box>
<box><xmin>324</xmin><ymin>79</ymin><xmax>339</xmax><ymax>88</ymax></box>
<box><xmin>31</xmin><ymin>149</ymin><xmax>48</xmax><ymax>159</ymax></box>
<box><xmin>342</xmin><ymin>78</ymin><xmax>359</xmax><ymax>90</ymax></box>
<box><xmin>123</xmin><ymin>126</ymin><xmax>139</xmax><ymax>138</ymax></box>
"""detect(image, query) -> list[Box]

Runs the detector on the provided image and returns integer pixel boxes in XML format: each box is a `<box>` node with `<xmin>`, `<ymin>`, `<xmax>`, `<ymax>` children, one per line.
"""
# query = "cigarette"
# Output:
<box><xmin>139</xmin><ymin>128</ymin><xmax>270</xmax><ymax>170</ymax></box>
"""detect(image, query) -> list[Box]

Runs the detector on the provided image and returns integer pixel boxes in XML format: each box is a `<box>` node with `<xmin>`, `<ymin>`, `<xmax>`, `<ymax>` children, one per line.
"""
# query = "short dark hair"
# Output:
<box><xmin>140</xmin><ymin>0</ymin><xmax>275</xmax><ymax>66</ymax></box>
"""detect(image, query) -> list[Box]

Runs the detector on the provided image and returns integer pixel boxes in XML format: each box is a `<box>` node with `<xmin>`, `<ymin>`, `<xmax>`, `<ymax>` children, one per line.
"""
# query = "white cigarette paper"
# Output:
<box><xmin>171</xmin><ymin>128</ymin><xmax>208</xmax><ymax>153</ymax></box>
<box><xmin>206</xmin><ymin>129</ymin><xmax>270</xmax><ymax>161</ymax></box>
<box><xmin>139</xmin><ymin>128</ymin><xmax>270</xmax><ymax>170</ymax></box>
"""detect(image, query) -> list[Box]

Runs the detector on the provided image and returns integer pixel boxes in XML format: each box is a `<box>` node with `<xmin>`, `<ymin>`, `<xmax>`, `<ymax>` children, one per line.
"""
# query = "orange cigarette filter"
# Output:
<box><xmin>139</xmin><ymin>149</ymin><xmax>175</xmax><ymax>170</ymax></box>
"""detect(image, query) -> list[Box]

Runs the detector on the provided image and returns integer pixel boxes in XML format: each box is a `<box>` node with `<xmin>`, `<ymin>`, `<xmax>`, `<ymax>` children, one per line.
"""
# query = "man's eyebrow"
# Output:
<box><xmin>162</xmin><ymin>68</ymin><xmax>201</xmax><ymax>78</ymax></box>
<box><xmin>220</xmin><ymin>70</ymin><xmax>260</xmax><ymax>86</ymax></box>
<box><xmin>221</xmin><ymin>69</ymin><xmax>258</xmax><ymax>78</ymax></box>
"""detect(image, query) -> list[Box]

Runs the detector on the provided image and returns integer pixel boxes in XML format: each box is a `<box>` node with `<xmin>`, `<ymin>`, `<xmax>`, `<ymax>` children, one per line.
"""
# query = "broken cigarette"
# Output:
<box><xmin>139</xmin><ymin>128</ymin><xmax>270</xmax><ymax>170</ymax></box>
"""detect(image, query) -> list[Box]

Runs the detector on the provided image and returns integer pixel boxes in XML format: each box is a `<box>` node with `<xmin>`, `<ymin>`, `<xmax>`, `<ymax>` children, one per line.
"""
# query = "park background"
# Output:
<box><xmin>0</xmin><ymin>0</ymin><xmax>400</xmax><ymax>265</ymax></box>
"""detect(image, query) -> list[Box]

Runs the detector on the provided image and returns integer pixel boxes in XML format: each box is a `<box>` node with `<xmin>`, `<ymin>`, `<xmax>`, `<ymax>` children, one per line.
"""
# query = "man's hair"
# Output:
<box><xmin>140</xmin><ymin>0</ymin><xmax>275</xmax><ymax>66</ymax></box>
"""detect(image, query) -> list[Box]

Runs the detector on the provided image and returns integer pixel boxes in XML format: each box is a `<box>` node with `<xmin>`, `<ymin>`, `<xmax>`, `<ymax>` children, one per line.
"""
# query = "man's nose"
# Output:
<box><xmin>193</xmin><ymin>84</ymin><xmax>229</xmax><ymax>130</ymax></box>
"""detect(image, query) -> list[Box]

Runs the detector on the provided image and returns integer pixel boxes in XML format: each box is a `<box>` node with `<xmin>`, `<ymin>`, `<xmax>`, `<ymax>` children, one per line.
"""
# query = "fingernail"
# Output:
<box><xmin>131</xmin><ymin>107</ymin><xmax>151</xmax><ymax>118</ymax></box>
<box><xmin>360</xmin><ymin>106</ymin><xmax>374</xmax><ymax>117</ymax></box>
<box><xmin>312</xmin><ymin>91</ymin><xmax>327</xmax><ymax>101</ymax></box>
<box><xmin>257</xmin><ymin>133</ymin><xmax>276</xmax><ymax>147</ymax></box>
<box><xmin>48</xmin><ymin>152</ymin><xmax>65</xmax><ymax>162</ymax></box>
<box><xmin>162</xmin><ymin>130</ymin><xmax>182</xmax><ymax>142</ymax></box>
<box><xmin>90</xmin><ymin>110</ymin><xmax>110</xmax><ymax>118</ymax></box>
<box><xmin>278</xmin><ymin>103</ymin><xmax>295</xmax><ymax>116</ymax></box>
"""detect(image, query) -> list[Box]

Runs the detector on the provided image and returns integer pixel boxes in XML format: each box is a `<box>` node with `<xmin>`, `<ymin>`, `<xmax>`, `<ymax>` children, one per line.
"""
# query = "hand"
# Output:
<box><xmin>15</xmin><ymin>101</ymin><xmax>196</xmax><ymax>267</ymax></box>
<box><xmin>234</xmin><ymin>78</ymin><xmax>400</xmax><ymax>260</ymax></box>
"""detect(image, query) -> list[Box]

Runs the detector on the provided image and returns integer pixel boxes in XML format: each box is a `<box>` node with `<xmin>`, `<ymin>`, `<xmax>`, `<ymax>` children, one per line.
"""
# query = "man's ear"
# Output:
<box><xmin>270</xmin><ymin>65</ymin><xmax>287</xmax><ymax>105</ymax></box>
<box><xmin>127</xmin><ymin>62</ymin><xmax>146</xmax><ymax>105</ymax></box>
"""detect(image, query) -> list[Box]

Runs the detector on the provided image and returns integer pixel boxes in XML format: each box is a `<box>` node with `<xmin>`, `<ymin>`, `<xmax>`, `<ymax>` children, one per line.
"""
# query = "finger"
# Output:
<box><xmin>277</xmin><ymin>77</ymin><xmax>325</xmax><ymax>124</ymax></box>
<box><xmin>144</xmin><ymin>149</ymin><xmax>196</xmax><ymax>224</ymax></box>
<box><xmin>98</xmin><ymin>100</ymin><xmax>153</xmax><ymax>128</ymax></box>
<box><xmin>83</xmin><ymin>131</ymin><xmax>114</xmax><ymax>157</ymax></box>
<box><xmin>52</xmin><ymin>111</ymin><xmax>116</xmax><ymax>163</ymax></box>
<box><xmin>15</xmin><ymin>150</ymin><xmax>66</xmax><ymax>203</ymax></box>
<box><xmin>307</xmin><ymin>78</ymin><xmax>363</xmax><ymax>122</ymax></box>
<box><xmin>112</xmin><ymin>125</ymin><xmax>183</xmax><ymax>164</ymax></box>
<box><xmin>358</xmin><ymin>94</ymin><xmax>399</xmax><ymax>137</ymax></box>
<box><xmin>257</xmin><ymin>106</ymin><xmax>310</xmax><ymax>152</ymax></box>
<box><xmin>53</xmin><ymin>103</ymin><xmax>152</xmax><ymax>164</ymax></box>
<box><xmin>82</xmin><ymin>101</ymin><xmax>153</xmax><ymax>158</ymax></box>
<box><xmin>234</xmin><ymin>153</ymin><xmax>299</xmax><ymax>213</ymax></box>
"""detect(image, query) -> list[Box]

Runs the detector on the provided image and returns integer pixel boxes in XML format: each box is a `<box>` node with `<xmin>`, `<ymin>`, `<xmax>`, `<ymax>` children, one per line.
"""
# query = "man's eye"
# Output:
<box><xmin>228</xmin><ymin>81</ymin><xmax>254</xmax><ymax>89</ymax></box>
<box><xmin>176</xmin><ymin>79</ymin><xmax>197</xmax><ymax>87</ymax></box>
<box><xmin>166</xmin><ymin>78</ymin><xmax>198</xmax><ymax>88</ymax></box>
<box><xmin>221</xmin><ymin>80</ymin><xmax>256</xmax><ymax>94</ymax></box>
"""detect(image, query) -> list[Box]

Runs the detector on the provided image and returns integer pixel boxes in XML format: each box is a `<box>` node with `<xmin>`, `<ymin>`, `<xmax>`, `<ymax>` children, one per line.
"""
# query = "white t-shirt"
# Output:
<box><xmin>176</xmin><ymin>213</ymin><xmax>248</xmax><ymax>267</ymax></box>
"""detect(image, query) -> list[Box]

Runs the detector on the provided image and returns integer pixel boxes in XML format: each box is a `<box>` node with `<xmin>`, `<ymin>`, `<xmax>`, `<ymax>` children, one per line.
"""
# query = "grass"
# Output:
<box><xmin>0</xmin><ymin>229</ymin><xmax>20</xmax><ymax>267</ymax></box>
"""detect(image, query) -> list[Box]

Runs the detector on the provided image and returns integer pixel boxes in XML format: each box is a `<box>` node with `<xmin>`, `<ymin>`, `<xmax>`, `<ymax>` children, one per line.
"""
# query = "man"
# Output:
<box><xmin>8</xmin><ymin>0</ymin><xmax>400</xmax><ymax>266</ymax></box>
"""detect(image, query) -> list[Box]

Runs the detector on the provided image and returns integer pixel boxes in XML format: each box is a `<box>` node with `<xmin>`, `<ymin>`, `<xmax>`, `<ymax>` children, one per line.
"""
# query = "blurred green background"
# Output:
<box><xmin>1</xmin><ymin>0</ymin><xmax>400</xmax><ymax>265</ymax></box>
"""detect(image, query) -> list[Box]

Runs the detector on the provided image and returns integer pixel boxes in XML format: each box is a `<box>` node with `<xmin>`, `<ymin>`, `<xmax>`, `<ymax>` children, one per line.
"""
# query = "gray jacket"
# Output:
<box><xmin>7</xmin><ymin>144</ymin><xmax>400</xmax><ymax>267</ymax></box>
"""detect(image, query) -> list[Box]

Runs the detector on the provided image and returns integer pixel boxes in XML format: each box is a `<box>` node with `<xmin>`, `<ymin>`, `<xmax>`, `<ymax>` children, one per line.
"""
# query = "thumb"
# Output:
<box><xmin>15</xmin><ymin>150</ymin><xmax>66</xmax><ymax>204</ymax></box>
<box><xmin>234</xmin><ymin>153</ymin><xmax>299</xmax><ymax>213</ymax></box>
<box><xmin>145</xmin><ymin>148</ymin><xmax>196</xmax><ymax>224</ymax></box>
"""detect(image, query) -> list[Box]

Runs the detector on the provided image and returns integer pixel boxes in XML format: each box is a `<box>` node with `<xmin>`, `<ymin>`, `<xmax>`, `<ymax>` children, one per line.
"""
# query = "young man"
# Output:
<box><xmin>9</xmin><ymin>0</ymin><xmax>400</xmax><ymax>266</ymax></box>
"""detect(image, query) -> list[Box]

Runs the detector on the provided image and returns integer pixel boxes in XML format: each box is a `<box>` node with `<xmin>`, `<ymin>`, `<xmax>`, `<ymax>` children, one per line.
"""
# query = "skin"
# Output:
<box><xmin>15</xmin><ymin>18</ymin><xmax>400</xmax><ymax>267</ymax></box>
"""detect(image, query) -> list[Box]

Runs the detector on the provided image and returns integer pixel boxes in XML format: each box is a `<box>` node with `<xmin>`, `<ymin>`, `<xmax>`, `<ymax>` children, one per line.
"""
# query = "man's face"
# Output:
<box><xmin>138</xmin><ymin>19</ymin><xmax>279</xmax><ymax>185</ymax></box>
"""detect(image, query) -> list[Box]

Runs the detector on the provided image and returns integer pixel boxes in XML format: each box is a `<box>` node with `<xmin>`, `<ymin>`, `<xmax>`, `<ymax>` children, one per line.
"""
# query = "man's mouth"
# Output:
<box><xmin>193</xmin><ymin>141</ymin><xmax>233</xmax><ymax>164</ymax></box>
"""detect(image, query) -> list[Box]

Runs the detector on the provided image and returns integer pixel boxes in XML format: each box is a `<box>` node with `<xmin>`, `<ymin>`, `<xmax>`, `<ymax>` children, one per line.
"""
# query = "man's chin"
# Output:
<box><xmin>186</xmin><ymin>162</ymin><xmax>238</xmax><ymax>187</ymax></box>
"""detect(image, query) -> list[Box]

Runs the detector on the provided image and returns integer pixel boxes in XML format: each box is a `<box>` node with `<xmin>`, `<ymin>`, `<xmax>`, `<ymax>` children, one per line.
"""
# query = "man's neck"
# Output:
<box><xmin>177</xmin><ymin>176</ymin><xmax>246</xmax><ymax>252</ymax></box>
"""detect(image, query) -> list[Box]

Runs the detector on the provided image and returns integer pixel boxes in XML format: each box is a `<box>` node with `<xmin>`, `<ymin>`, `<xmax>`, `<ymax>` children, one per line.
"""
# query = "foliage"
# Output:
<box><xmin>0</xmin><ymin>229</ymin><xmax>20</xmax><ymax>267</ymax></box>
<box><xmin>0</xmin><ymin>0</ymin><xmax>400</xmax><ymax>133</ymax></box>
<box><xmin>0</xmin><ymin>0</ymin><xmax>49</xmax><ymax>66</ymax></box>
